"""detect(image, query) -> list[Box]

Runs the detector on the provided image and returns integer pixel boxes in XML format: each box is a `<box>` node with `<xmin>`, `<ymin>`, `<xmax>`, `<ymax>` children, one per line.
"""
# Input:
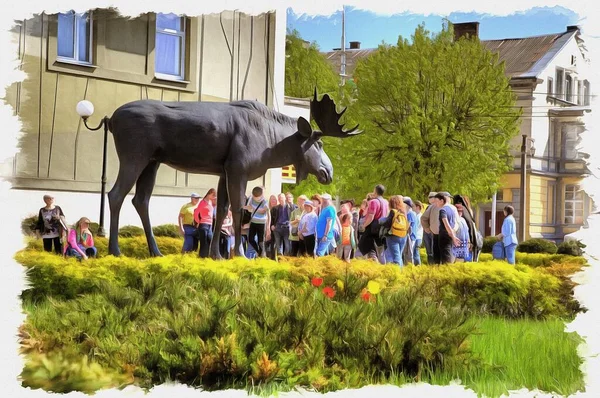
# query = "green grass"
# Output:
<box><xmin>232</xmin><ymin>316</ymin><xmax>585</xmax><ymax>398</ymax></box>
<box><xmin>428</xmin><ymin>316</ymin><xmax>585</xmax><ymax>397</ymax></box>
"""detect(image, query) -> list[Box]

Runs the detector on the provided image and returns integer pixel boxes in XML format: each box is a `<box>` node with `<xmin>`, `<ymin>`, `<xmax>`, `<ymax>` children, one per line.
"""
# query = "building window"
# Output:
<box><xmin>57</xmin><ymin>11</ymin><xmax>92</xmax><ymax>64</ymax></box>
<box><xmin>495</xmin><ymin>190</ymin><xmax>504</xmax><ymax>202</ymax></box>
<box><xmin>155</xmin><ymin>13</ymin><xmax>186</xmax><ymax>80</ymax></box>
<box><xmin>566</xmin><ymin>74</ymin><xmax>573</xmax><ymax>103</ymax></box>
<box><xmin>555</xmin><ymin>68</ymin><xmax>564</xmax><ymax>100</ymax></box>
<box><xmin>547</xmin><ymin>77</ymin><xmax>553</xmax><ymax>97</ymax></box>
<box><xmin>546</xmin><ymin>182</ymin><xmax>556</xmax><ymax>224</ymax></box>
<box><xmin>562</xmin><ymin>124</ymin><xmax>583</xmax><ymax>160</ymax></box>
<box><xmin>564</xmin><ymin>185</ymin><xmax>584</xmax><ymax>224</ymax></box>
<box><xmin>583</xmin><ymin>80</ymin><xmax>591</xmax><ymax>106</ymax></box>
<box><xmin>578</xmin><ymin>80</ymin><xmax>583</xmax><ymax>105</ymax></box>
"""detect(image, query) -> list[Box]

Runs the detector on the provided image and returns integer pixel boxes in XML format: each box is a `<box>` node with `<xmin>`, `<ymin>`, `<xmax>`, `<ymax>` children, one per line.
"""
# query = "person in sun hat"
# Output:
<box><xmin>178</xmin><ymin>192</ymin><xmax>201</xmax><ymax>253</ymax></box>
<box><xmin>298</xmin><ymin>200</ymin><xmax>318</xmax><ymax>256</ymax></box>
<box><xmin>64</xmin><ymin>217</ymin><xmax>97</xmax><ymax>260</ymax></box>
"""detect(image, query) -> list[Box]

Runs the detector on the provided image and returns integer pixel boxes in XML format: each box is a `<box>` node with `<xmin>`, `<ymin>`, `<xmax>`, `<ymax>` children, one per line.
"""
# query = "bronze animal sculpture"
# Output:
<box><xmin>106</xmin><ymin>90</ymin><xmax>361</xmax><ymax>258</ymax></box>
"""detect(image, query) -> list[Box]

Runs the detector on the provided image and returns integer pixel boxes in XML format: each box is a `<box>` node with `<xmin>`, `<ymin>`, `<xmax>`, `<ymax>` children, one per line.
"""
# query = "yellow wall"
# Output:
<box><xmin>2</xmin><ymin>10</ymin><xmax>277</xmax><ymax>197</ymax></box>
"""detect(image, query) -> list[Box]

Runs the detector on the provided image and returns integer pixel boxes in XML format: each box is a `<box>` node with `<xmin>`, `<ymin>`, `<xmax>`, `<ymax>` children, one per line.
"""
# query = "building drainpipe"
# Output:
<box><xmin>491</xmin><ymin>192</ymin><xmax>497</xmax><ymax>236</ymax></box>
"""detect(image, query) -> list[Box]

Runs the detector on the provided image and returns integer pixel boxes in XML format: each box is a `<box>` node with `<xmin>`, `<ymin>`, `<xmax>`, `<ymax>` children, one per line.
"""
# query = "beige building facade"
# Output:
<box><xmin>2</xmin><ymin>8</ymin><xmax>288</xmax><ymax>226</ymax></box>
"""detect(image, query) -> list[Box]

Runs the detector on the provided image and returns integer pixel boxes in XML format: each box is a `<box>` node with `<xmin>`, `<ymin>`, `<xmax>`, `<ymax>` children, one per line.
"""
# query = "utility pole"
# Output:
<box><xmin>340</xmin><ymin>6</ymin><xmax>346</xmax><ymax>93</ymax></box>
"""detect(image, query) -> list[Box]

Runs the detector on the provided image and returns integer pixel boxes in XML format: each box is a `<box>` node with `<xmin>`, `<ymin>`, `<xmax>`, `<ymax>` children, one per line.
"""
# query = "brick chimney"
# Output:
<box><xmin>349</xmin><ymin>41</ymin><xmax>361</xmax><ymax>49</ymax></box>
<box><xmin>453</xmin><ymin>22</ymin><xmax>479</xmax><ymax>41</ymax></box>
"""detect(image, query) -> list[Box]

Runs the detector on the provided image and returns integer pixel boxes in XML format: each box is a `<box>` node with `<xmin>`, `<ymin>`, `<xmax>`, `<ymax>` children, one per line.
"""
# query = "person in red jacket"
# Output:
<box><xmin>194</xmin><ymin>188</ymin><xmax>216</xmax><ymax>258</ymax></box>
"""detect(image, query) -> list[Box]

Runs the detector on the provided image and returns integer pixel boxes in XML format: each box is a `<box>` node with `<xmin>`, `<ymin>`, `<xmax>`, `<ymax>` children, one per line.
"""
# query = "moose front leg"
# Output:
<box><xmin>209</xmin><ymin>176</ymin><xmax>229</xmax><ymax>260</ymax></box>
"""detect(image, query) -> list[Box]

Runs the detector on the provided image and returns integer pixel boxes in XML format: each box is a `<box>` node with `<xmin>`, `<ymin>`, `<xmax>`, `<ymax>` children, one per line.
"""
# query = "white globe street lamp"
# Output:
<box><xmin>76</xmin><ymin>100</ymin><xmax>109</xmax><ymax>237</ymax></box>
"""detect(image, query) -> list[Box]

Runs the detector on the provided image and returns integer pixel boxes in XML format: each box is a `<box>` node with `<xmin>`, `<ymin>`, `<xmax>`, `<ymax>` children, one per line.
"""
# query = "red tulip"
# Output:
<box><xmin>361</xmin><ymin>291</ymin><xmax>373</xmax><ymax>302</ymax></box>
<box><xmin>322</xmin><ymin>286</ymin><xmax>335</xmax><ymax>298</ymax></box>
<box><xmin>311</xmin><ymin>277</ymin><xmax>323</xmax><ymax>287</ymax></box>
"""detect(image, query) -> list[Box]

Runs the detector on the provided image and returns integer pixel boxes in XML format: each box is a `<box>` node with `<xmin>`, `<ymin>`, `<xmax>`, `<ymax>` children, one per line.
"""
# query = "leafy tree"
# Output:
<box><xmin>285</xmin><ymin>29</ymin><xmax>340</xmax><ymax>98</ymax></box>
<box><xmin>282</xmin><ymin>175</ymin><xmax>340</xmax><ymax>199</ymax></box>
<box><xmin>329</xmin><ymin>25</ymin><xmax>521</xmax><ymax>203</ymax></box>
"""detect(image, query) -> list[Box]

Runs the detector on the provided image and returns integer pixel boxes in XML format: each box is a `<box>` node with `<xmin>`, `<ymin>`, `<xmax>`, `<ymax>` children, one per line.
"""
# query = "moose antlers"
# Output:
<box><xmin>310</xmin><ymin>89</ymin><xmax>361</xmax><ymax>137</ymax></box>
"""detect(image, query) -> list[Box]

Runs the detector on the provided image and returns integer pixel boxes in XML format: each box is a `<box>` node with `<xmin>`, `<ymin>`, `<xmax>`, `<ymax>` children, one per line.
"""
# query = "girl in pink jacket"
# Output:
<box><xmin>63</xmin><ymin>217</ymin><xmax>97</xmax><ymax>260</ymax></box>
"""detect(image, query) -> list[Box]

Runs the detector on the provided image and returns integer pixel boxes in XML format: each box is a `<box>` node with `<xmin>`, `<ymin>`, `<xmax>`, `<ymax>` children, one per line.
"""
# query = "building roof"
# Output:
<box><xmin>323</xmin><ymin>48</ymin><xmax>377</xmax><ymax>79</ymax></box>
<box><xmin>481</xmin><ymin>31</ymin><xmax>576</xmax><ymax>78</ymax></box>
<box><xmin>322</xmin><ymin>29</ymin><xmax>579</xmax><ymax>80</ymax></box>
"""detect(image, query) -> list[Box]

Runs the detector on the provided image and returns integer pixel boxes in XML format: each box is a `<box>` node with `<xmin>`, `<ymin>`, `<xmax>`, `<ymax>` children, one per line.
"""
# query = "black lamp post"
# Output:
<box><xmin>519</xmin><ymin>134</ymin><xmax>536</xmax><ymax>242</ymax></box>
<box><xmin>76</xmin><ymin>100</ymin><xmax>109</xmax><ymax>237</ymax></box>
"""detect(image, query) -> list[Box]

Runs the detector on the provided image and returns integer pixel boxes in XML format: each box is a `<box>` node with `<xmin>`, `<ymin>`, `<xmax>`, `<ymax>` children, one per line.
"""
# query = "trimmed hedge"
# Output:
<box><xmin>152</xmin><ymin>224</ymin><xmax>181</xmax><ymax>238</ymax></box>
<box><xmin>118</xmin><ymin>225</ymin><xmax>144</xmax><ymax>238</ymax></box>
<box><xmin>518</xmin><ymin>238</ymin><xmax>558</xmax><ymax>254</ymax></box>
<box><xmin>15</xmin><ymin>249</ymin><xmax>584</xmax><ymax>319</ymax></box>
<box><xmin>557</xmin><ymin>240</ymin><xmax>586</xmax><ymax>256</ymax></box>
<box><xmin>24</xmin><ymin>236</ymin><xmax>183</xmax><ymax>258</ymax></box>
<box><xmin>482</xmin><ymin>237</ymin><xmax>497</xmax><ymax>253</ymax></box>
<box><xmin>21</xmin><ymin>215</ymin><xmax>99</xmax><ymax>236</ymax></box>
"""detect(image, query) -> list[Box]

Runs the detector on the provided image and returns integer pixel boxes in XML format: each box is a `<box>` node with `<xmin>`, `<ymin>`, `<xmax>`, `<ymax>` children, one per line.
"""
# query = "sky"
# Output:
<box><xmin>287</xmin><ymin>6</ymin><xmax>581</xmax><ymax>52</ymax></box>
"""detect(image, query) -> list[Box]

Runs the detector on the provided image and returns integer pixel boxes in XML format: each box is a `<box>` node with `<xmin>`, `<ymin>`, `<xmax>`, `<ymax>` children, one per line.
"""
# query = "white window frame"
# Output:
<box><xmin>155</xmin><ymin>14</ymin><xmax>186</xmax><ymax>81</ymax></box>
<box><xmin>57</xmin><ymin>10</ymin><xmax>93</xmax><ymax>65</ymax></box>
<box><xmin>564</xmin><ymin>184</ymin><xmax>584</xmax><ymax>225</ymax></box>
<box><xmin>547</xmin><ymin>77</ymin><xmax>553</xmax><ymax>97</ymax></box>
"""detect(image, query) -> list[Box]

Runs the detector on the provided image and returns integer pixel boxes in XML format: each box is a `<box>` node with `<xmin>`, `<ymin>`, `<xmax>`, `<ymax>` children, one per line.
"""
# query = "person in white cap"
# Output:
<box><xmin>298</xmin><ymin>200</ymin><xmax>318</xmax><ymax>256</ymax></box>
<box><xmin>316</xmin><ymin>193</ymin><xmax>337</xmax><ymax>256</ymax></box>
<box><xmin>178</xmin><ymin>192</ymin><xmax>201</xmax><ymax>253</ymax></box>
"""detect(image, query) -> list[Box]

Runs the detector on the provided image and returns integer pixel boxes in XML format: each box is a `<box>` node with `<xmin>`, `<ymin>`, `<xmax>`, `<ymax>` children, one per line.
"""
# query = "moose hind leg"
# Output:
<box><xmin>132</xmin><ymin>161</ymin><xmax>162</xmax><ymax>257</ymax></box>
<box><xmin>209</xmin><ymin>176</ymin><xmax>229</xmax><ymax>260</ymax></box>
<box><xmin>108</xmin><ymin>163</ymin><xmax>147</xmax><ymax>256</ymax></box>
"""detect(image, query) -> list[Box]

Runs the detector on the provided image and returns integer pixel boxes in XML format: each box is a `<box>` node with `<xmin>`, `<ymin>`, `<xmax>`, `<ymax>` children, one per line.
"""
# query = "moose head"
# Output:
<box><xmin>294</xmin><ymin>89</ymin><xmax>362</xmax><ymax>185</ymax></box>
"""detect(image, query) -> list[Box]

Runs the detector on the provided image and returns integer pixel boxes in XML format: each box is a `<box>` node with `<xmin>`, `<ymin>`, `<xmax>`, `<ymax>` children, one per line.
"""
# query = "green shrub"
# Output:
<box><xmin>517</xmin><ymin>238</ymin><xmax>558</xmax><ymax>254</ymax></box>
<box><xmin>557</xmin><ymin>240</ymin><xmax>586</xmax><ymax>256</ymax></box>
<box><xmin>20</xmin><ymin>274</ymin><xmax>475</xmax><ymax>392</ymax></box>
<box><xmin>21</xmin><ymin>214</ymin><xmax>39</xmax><ymax>236</ymax></box>
<box><xmin>87</xmin><ymin>221</ymin><xmax>100</xmax><ymax>236</ymax></box>
<box><xmin>482</xmin><ymin>237</ymin><xmax>497</xmax><ymax>253</ymax></box>
<box><xmin>20</xmin><ymin>350</ymin><xmax>130</xmax><ymax>393</ymax></box>
<box><xmin>152</xmin><ymin>224</ymin><xmax>182</xmax><ymax>238</ymax></box>
<box><xmin>118</xmin><ymin>225</ymin><xmax>144</xmax><ymax>238</ymax></box>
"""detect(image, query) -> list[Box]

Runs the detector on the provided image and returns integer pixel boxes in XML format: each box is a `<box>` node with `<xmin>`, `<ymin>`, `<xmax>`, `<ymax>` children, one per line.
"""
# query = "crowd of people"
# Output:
<box><xmin>34</xmin><ymin>194</ymin><xmax>97</xmax><ymax>260</ymax></box>
<box><xmin>177</xmin><ymin>184</ymin><xmax>519</xmax><ymax>266</ymax></box>
<box><xmin>32</xmin><ymin>182</ymin><xmax>518</xmax><ymax>267</ymax></box>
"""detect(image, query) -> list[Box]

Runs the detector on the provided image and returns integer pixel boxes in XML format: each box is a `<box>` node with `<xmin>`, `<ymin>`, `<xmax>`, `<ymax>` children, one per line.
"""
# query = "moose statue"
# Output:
<box><xmin>104</xmin><ymin>89</ymin><xmax>361</xmax><ymax>258</ymax></box>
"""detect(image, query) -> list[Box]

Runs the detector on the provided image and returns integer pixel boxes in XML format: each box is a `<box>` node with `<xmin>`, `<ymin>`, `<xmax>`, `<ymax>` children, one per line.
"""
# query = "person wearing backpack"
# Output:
<box><xmin>382</xmin><ymin>195</ymin><xmax>409</xmax><ymax>267</ymax></box>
